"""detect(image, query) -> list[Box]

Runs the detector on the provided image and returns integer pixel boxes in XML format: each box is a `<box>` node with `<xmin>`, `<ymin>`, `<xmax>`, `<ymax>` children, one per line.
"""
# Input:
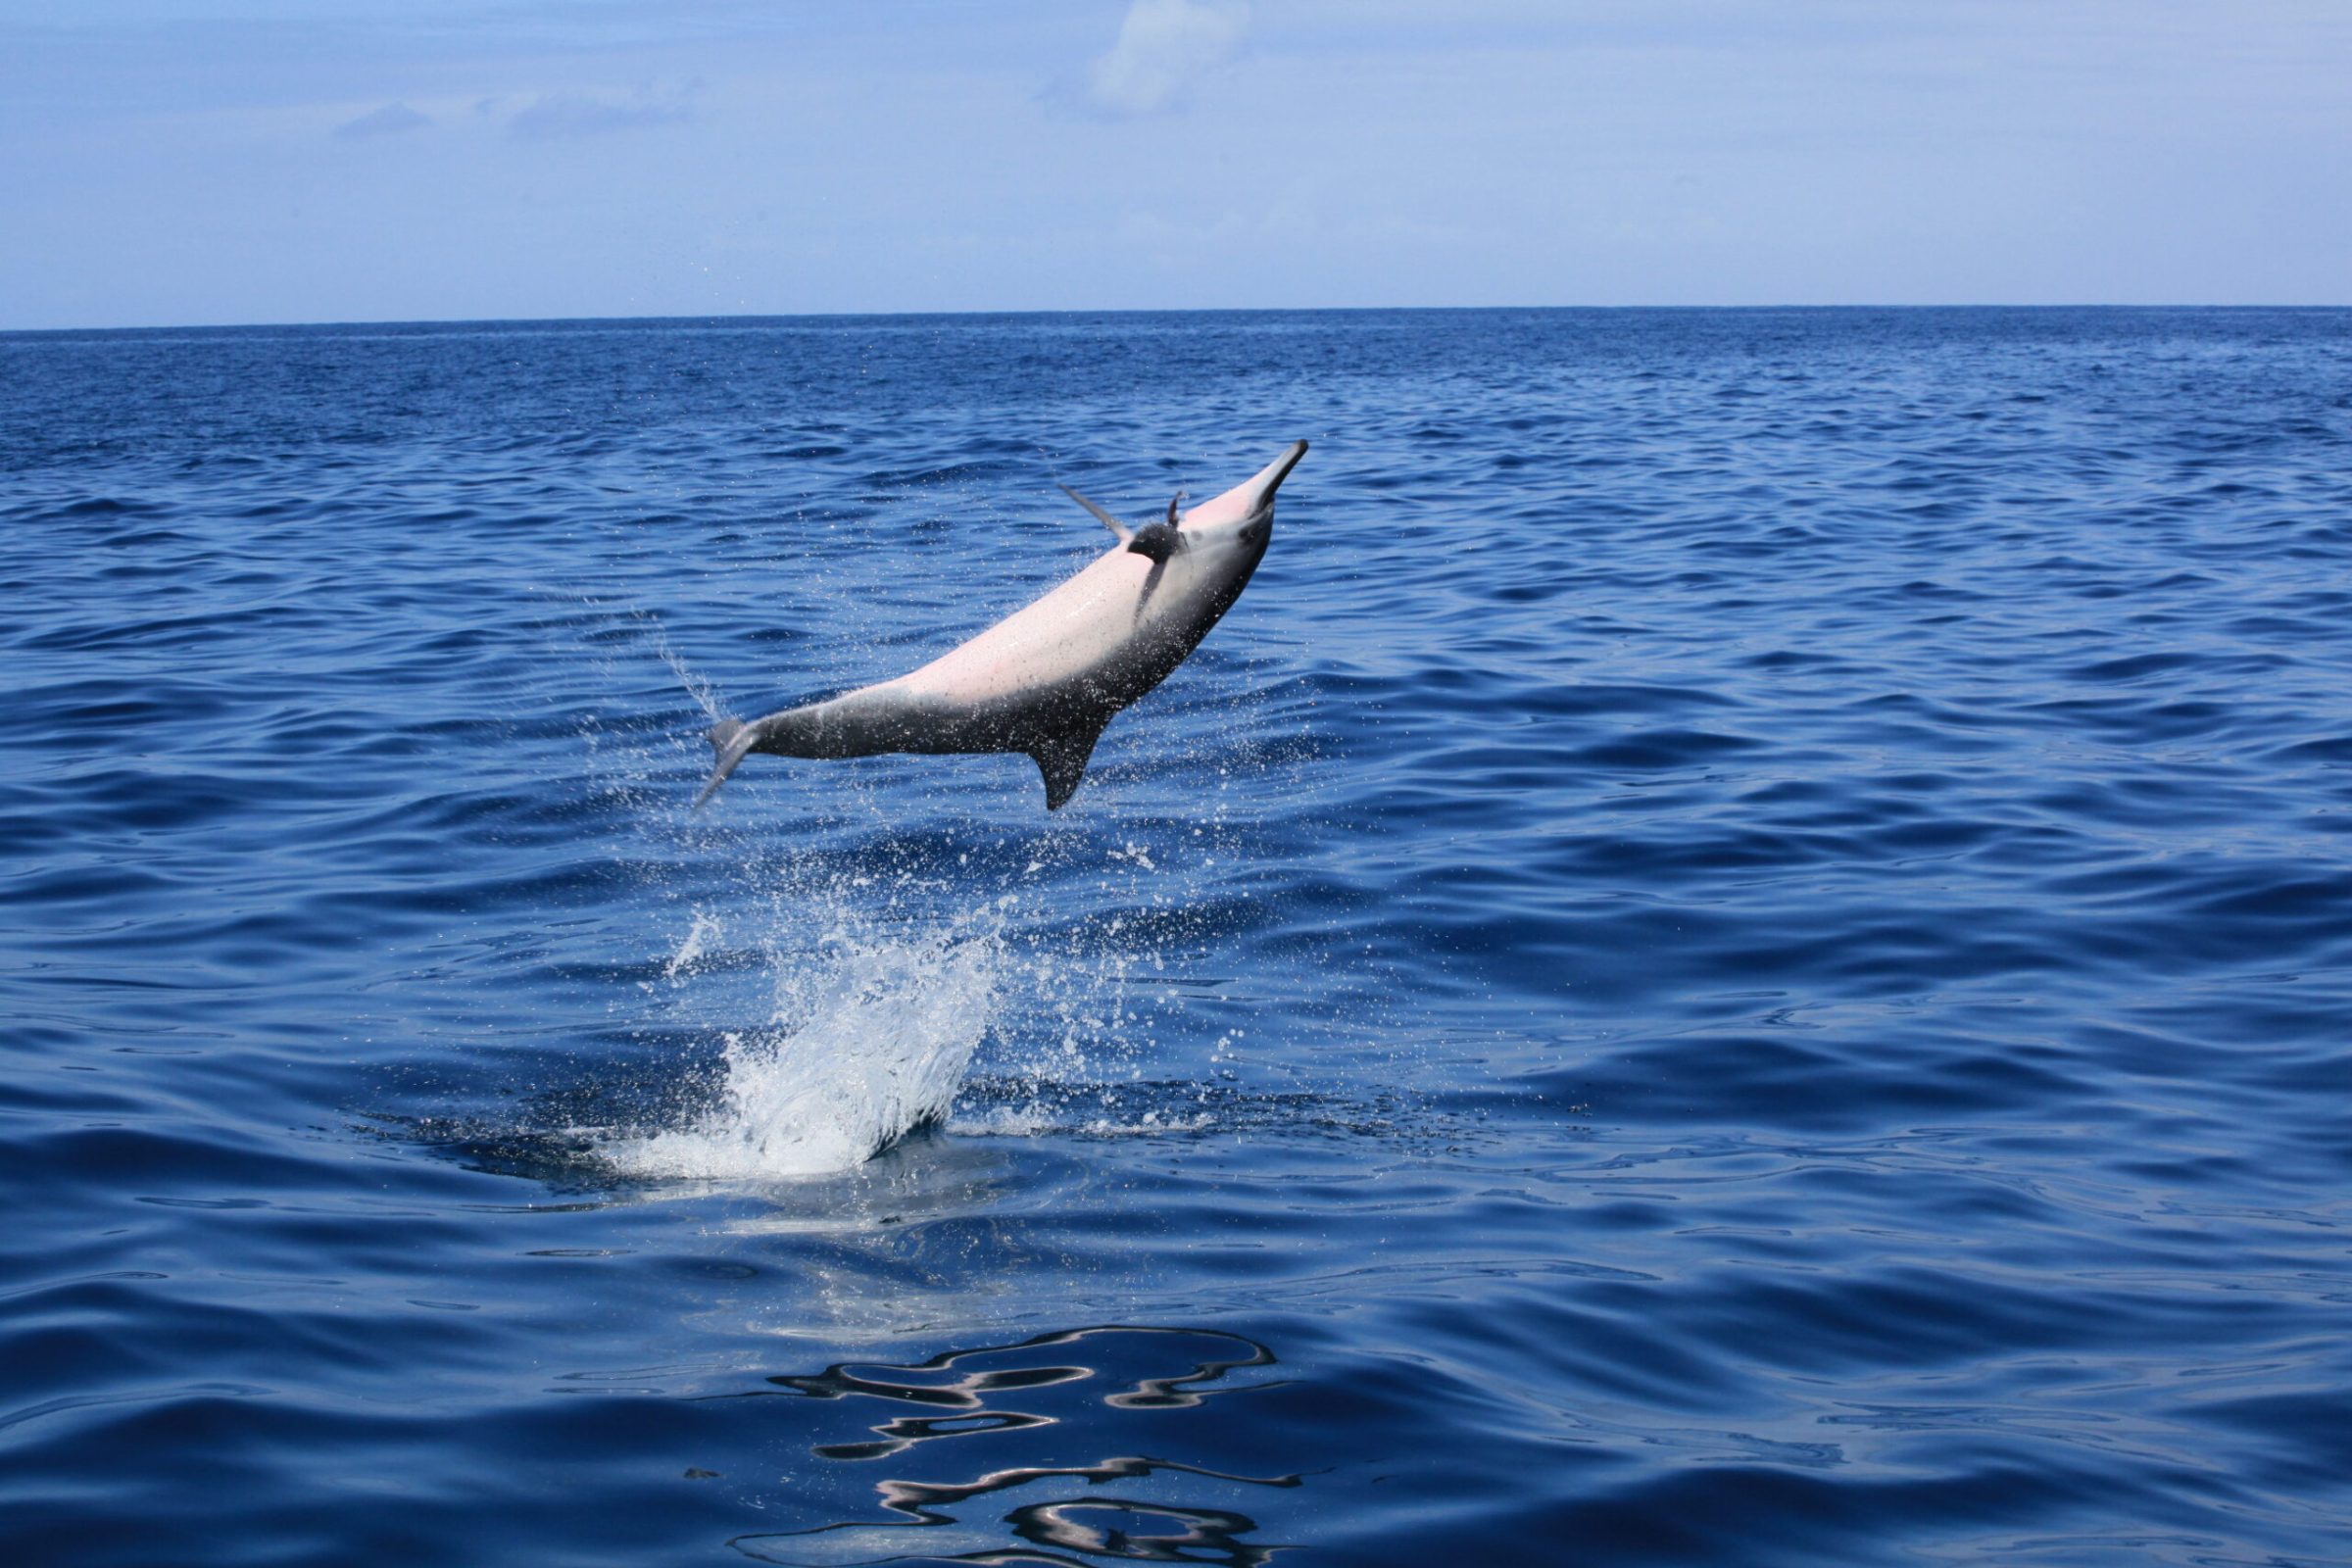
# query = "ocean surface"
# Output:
<box><xmin>4</xmin><ymin>308</ymin><xmax>2350</xmax><ymax>1566</ymax></box>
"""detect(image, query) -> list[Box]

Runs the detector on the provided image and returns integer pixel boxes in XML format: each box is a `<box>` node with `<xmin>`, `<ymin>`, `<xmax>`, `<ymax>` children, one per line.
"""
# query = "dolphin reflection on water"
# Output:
<box><xmin>727</xmin><ymin>1324</ymin><xmax>1295</xmax><ymax>1566</ymax></box>
<box><xmin>696</xmin><ymin>441</ymin><xmax>1307</xmax><ymax>811</ymax></box>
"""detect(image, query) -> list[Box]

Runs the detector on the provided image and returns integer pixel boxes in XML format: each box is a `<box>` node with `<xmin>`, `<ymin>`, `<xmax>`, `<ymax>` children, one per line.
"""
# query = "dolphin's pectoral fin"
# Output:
<box><xmin>1027</xmin><ymin>722</ymin><xmax>1105</xmax><ymax>811</ymax></box>
<box><xmin>1133</xmin><ymin>554</ymin><xmax>1169</xmax><ymax>620</ymax></box>
<box><xmin>1060</xmin><ymin>484</ymin><xmax>1134</xmax><ymax>546</ymax></box>
<box><xmin>1124</xmin><ymin>521</ymin><xmax>1182</xmax><ymax>565</ymax></box>
<box><xmin>1127</xmin><ymin>522</ymin><xmax>1181</xmax><ymax>618</ymax></box>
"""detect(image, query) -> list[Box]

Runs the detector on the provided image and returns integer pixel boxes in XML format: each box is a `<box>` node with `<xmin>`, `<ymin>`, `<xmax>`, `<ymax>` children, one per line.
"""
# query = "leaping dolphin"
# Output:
<box><xmin>695</xmin><ymin>440</ymin><xmax>1307</xmax><ymax>811</ymax></box>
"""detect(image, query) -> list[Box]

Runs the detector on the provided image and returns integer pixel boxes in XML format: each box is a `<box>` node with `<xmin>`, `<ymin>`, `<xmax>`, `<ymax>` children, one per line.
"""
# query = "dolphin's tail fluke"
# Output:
<box><xmin>693</xmin><ymin>717</ymin><xmax>760</xmax><ymax>811</ymax></box>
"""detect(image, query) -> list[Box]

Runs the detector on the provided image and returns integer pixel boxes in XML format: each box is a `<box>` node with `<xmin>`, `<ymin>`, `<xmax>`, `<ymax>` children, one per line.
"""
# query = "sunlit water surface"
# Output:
<box><xmin>5</xmin><ymin>310</ymin><xmax>2350</xmax><ymax>1565</ymax></box>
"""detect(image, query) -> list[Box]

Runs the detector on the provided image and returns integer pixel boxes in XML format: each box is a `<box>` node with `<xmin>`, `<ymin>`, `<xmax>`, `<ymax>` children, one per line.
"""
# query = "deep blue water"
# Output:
<box><xmin>5</xmin><ymin>308</ymin><xmax>2351</xmax><ymax>1566</ymax></box>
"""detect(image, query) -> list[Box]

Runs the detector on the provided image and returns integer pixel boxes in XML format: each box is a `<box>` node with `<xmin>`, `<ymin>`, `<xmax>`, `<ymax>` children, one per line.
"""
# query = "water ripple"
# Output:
<box><xmin>3</xmin><ymin>310</ymin><xmax>2350</xmax><ymax>1564</ymax></box>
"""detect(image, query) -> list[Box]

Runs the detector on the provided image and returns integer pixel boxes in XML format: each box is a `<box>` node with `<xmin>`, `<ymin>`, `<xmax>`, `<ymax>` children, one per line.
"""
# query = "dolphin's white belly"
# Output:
<box><xmin>889</xmin><ymin>546</ymin><xmax>1214</xmax><ymax>710</ymax></box>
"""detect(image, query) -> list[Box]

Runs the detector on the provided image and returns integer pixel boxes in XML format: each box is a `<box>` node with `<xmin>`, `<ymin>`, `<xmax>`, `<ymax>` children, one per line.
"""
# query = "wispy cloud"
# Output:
<box><xmin>506</xmin><ymin>84</ymin><xmax>695</xmax><ymax>140</ymax></box>
<box><xmin>1078</xmin><ymin>0</ymin><xmax>1250</xmax><ymax>119</ymax></box>
<box><xmin>334</xmin><ymin>102</ymin><xmax>431</xmax><ymax>142</ymax></box>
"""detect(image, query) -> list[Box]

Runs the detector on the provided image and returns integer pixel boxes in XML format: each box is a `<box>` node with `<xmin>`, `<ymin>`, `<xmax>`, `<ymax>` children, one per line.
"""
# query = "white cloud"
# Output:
<box><xmin>333</xmin><ymin>102</ymin><xmax>431</xmax><ymax>141</ymax></box>
<box><xmin>1081</xmin><ymin>0</ymin><xmax>1250</xmax><ymax>118</ymax></box>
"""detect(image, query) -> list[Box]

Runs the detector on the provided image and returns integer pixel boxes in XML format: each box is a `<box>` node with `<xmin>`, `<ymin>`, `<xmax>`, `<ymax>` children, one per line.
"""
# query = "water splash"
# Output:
<box><xmin>637</xmin><ymin>608</ymin><xmax>730</xmax><ymax>724</ymax></box>
<box><xmin>662</xmin><ymin>909</ymin><xmax>724</xmax><ymax>980</ymax></box>
<box><xmin>605</xmin><ymin>915</ymin><xmax>1004</xmax><ymax>1181</ymax></box>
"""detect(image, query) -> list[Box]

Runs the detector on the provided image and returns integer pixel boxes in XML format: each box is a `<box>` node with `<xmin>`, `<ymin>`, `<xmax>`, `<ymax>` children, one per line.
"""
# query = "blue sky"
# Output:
<box><xmin>2</xmin><ymin>1</ymin><xmax>2346</xmax><ymax>328</ymax></box>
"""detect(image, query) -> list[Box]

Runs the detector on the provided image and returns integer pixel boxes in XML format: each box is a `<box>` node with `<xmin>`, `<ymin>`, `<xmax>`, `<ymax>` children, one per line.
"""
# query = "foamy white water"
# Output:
<box><xmin>606</xmin><ymin>923</ymin><xmax>1001</xmax><ymax>1180</ymax></box>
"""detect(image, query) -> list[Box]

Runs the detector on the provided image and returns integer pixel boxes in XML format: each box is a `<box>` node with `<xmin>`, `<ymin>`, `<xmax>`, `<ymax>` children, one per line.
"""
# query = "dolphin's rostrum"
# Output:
<box><xmin>696</xmin><ymin>441</ymin><xmax>1306</xmax><ymax>811</ymax></box>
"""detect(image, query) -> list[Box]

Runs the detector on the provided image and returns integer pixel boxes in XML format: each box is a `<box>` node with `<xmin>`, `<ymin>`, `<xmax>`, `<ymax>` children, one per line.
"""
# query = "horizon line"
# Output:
<box><xmin>7</xmin><ymin>301</ymin><xmax>2348</xmax><ymax>337</ymax></box>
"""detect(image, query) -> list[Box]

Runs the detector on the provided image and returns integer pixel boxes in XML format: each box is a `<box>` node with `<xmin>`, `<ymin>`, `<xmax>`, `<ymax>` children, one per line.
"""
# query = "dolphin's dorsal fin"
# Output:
<box><xmin>1164</xmin><ymin>490</ymin><xmax>1188</xmax><ymax>526</ymax></box>
<box><xmin>1027</xmin><ymin>723</ymin><xmax>1104</xmax><ymax>810</ymax></box>
<box><xmin>1059</xmin><ymin>485</ymin><xmax>1133</xmax><ymax>545</ymax></box>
